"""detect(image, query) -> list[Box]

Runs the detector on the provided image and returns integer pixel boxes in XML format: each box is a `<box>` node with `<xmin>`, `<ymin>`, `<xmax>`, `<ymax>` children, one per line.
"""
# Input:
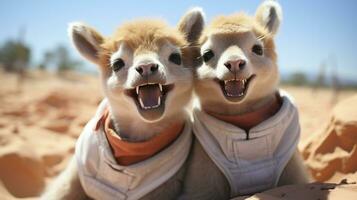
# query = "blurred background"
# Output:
<box><xmin>0</xmin><ymin>0</ymin><xmax>356</xmax><ymax>199</ymax></box>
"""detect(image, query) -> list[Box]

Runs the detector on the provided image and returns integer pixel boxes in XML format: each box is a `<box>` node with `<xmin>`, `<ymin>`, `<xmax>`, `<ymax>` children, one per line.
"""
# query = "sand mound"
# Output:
<box><xmin>0</xmin><ymin>71</ymin><xmax>356</xmax><ymax>199</ymax></box>
<box><xmin>0</xmin><ymin>72</ymin><xmax>101</xmax><ymax>199</ymax></box>
<box><xmin>0</xmin><ymin>143</ymin><xmax>45</xmax><ymax>198</ymax></box>
<box><xmin>302</xmin><ymin>95</ymin><xmax>357</xmax><ymax>182</ymax></box>
<box><xmin>234</xmin><ymin>180</ymin><xmax>357</xmax><ymax>200</ymax></box>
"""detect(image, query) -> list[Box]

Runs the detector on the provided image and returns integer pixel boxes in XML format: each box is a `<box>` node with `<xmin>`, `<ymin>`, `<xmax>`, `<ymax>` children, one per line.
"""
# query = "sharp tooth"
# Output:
<box><xmin>159</xmin><ymin>84</ymin><xmax>162</xmax><ymax>92</ymax></box>
<box><xmin>139</xmin><ymin>97</ymin><xmax>145</xmax><ymax>108</ymax></box>
<box><xmin>150</xmin><ymin>96</ymin><xmax>161</xmax><ymax>109</ymax></box>
<box><xmin>158</xmin><ymin>96</ymin><xmax>161</xmax><ymax>106</ymax></box>
<box><xmin>224</xmin><ymin>80</ymin><xmax>228</xmax><ymax>84</ymax></box>
<box><xmin>136</xmin><ymin>86</ymin><xmax>139</xmax><ymax>95</ymax></box>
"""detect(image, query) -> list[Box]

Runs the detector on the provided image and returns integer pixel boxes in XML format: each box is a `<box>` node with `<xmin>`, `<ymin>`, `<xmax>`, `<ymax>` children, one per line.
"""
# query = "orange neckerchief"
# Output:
<box><xmin>207</xmin><ymin>95</ymin><xmax>282</xmax><ymax>132</ymax></box>
<box><xmin>95</xmin><ymin>109</ymin><xmax>184</xmax><ymax>166</ymax></box>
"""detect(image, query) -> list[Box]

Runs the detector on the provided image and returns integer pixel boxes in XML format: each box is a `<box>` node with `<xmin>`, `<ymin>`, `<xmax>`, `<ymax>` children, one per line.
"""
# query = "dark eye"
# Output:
<box><xmin>202</xmin><ymin>50</ymin><xmax>214</xmax><ymax>62</ymax></box>
<box><xmin>168</xmin><ymin>52</ymin><xmax>182</xmax><ymax>65</ymax></box>
<box><xmin>112</xmin><ymin>58</ymin><xmax>125</xmax><ymax>72</ymax></box>
<box><xmin>252</xmin><ymin>44</ymin><xmax>263</xmax><ymax>56</ymax></box>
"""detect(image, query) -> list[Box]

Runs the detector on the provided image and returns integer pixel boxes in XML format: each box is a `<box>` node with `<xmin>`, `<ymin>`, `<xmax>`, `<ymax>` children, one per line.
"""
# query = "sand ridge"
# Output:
<box><xmin>302</xmin><ymin>95</ymin><xmax>357</xmax><ymax>182</ymax></box>
<box><xmin>0</xmin><ymin>71</ymin><xmax>356</xmax><ymax>199</ymax></box>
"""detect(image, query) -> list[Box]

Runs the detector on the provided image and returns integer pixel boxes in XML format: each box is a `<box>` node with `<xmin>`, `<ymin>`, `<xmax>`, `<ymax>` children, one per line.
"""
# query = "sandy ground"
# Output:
<box><xmin>0</xmin><ymin>70</ymin><xmax>356</xmax><ymax>199</ymax></box>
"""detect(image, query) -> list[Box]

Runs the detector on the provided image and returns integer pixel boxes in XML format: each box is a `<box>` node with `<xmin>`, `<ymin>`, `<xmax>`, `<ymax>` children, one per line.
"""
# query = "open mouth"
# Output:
<box><xmin>216</xmin><ymin>75</ymin><xmax>256</xmax><ymax>102</ymax></box>
<box><xmin>124</xmin><ymin>83</ymin><xmax>174</xmax><ymax>120</ymax></box>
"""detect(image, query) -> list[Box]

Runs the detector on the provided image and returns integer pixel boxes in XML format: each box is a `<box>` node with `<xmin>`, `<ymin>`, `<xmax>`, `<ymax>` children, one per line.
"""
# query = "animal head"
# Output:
<box><xmin>69</xmin><ymin>8</ymin><xmax>204</xmax><ymax>123</ymax></box>
<box><xmin>195</xmin><ymin>0</ymin><xmax>282</xmax><ymax>114</ymax></box>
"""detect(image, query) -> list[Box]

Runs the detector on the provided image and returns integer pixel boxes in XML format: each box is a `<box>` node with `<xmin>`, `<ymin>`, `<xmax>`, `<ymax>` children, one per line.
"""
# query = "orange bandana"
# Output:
<box><xmin>95</xmin><ymin>109</ymin><xmax>184</xmax><ymax>166</ymax></box>
<box><xmin>208</xmin><ymin>95</ymin><xmax>282</xmax><ymax>132</ymax></box>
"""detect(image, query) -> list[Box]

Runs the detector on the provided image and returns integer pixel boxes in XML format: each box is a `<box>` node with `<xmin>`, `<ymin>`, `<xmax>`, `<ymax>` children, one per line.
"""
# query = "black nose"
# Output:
<box><xmin>135</xmin><ymin>63</ymin><xmax>159</xmax><ymax>76</ymax></box>
<box><xmin>224</xmin><ymin>59</ymin><xmax>246</xmax><ymax>72</ymax></box>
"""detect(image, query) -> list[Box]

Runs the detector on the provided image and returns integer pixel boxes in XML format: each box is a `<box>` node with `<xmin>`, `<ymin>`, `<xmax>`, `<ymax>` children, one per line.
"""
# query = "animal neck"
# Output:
<box><xmin>102</xmin><ymin>110</ymin><xmax>184</xmax><ymax>165</ymax></box>
<box><xmin>104</xmin><ymin>82</ymin><xmax>190</xmax><ymax>141</ymax></box>
<box><xmin>109</xmin><ymin>105</ymin><xmax>186</xmax><ymax>142</ymax></box>
<box><xmin>205</xmin><ymin>92</ymin><xmax>281</xmax><ymax>131</ymax></box>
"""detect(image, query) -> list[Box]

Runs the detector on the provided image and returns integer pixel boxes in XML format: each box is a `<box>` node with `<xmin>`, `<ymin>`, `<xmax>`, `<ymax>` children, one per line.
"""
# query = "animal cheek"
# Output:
<box><xmin>160</xmin><ymin>63</ymin><xmax>172</xmax><ymax>75</ymax></box>
<box><xmin>215</xmin><ymin>65</ymin><xmax>228</xmax><ymax>77</ymax></box>
<box><xmin>106</xmin><ymin>76</ymin><xmax>120</xmax><ymax>90</ymax></box>
<box><xmin>103</xmin><ymin>83</ymin><xmax>123</xmax><ymax>101</ymax></box>
<box><xmin>259</xmin><ymin>67</ymin><xmax>276</xmax><ymax>82</ymax></box>
<box><xmin>243</xmin><ymin>64</ymin><xmax>254</xmax><ymax>74</ymax></box>
<box><xmin>251</xmin><ymin>60</ymin><xmax>269</xmax><ymax>70</ymax></box>
<box><xmin>124</xmin><ymin>68</ymin><xmax>140</xmax><ymax>83</ymax></box>
<box><xmin>197</xmin><ymin>64</ymin><xmax>216</xmax><ymax>79</ymax></box>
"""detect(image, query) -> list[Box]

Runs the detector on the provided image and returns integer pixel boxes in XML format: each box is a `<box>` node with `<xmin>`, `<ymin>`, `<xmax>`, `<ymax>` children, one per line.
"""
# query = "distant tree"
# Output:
<box><xmin>55</xmin><ymin>45</ymin><xmax>82</xmax><ymax>72</ymax></box>
<box><xmin>315</xmin><ymin>62</ymin><xmax>326</xmax><ymax>88</ymax></box>
<box><xmin>38</xmin><ymin>51</ymin><xmax>54</xmax><ymax>70</ymax></box>
<box><xmin>286</xmin><ymin>72</ymin><xmax>309</xmax><ymax>86</ymax></box>
<box><xmin>39</xmin><ymin>45</ymin><xmax>82</xmax><ymax>72</ymax></box>
<box><xmin>330</xmin><ymin>55</ymin><xmax>340</xmax><ymax>104</ymax></box>
<box><xmin>0</xmin><ymin>40</ymin><xmax>31</xmax><ymax>72</ymax></box>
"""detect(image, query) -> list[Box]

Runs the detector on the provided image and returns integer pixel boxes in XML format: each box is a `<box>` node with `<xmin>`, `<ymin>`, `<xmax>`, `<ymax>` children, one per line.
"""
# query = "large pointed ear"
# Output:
<box><xmin>255</xmin><ymin>0</ymin><xmax>283</xmax><ymax>35</ymax></box>
<box><xmin>177</xmin><ymin>7</ymin><xmax>205</xmax><ymax>44</ymax></box>
<box><xmin>68</xmin><ymin>22</ymin><xmax>104</xmax><ymax>65</ymax></box>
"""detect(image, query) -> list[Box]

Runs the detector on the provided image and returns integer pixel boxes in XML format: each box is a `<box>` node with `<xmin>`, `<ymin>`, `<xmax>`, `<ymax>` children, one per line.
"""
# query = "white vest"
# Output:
<box><xmin>193</xmin><ymin>91</ymin><xmax>300</xmax><ymax>196</ymax></box>
<box><xmin>75</xmin><ymin>100</ymin><xmax>192</xmax><ymax>200</ymax></box>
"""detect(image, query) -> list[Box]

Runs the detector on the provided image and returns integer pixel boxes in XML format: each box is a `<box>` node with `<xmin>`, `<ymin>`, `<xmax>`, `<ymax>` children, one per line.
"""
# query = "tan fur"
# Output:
<box><xmin>182</xmin><ymin>1</ymin><xmax>310</xmax><ymax>199</ymax></box>
<box><xmin>71</xmin><ymin>19</ymin><xmax>200</xmax><ymax>140</ymax></box>
<box><xmin>42</xmin><ymin>8</ymin><xmax>204</xmax><ymax>200</ymax></box>
<box><xmin>98</xmin><ymin>20</ymin><xmax>198</xmax><ymax>140</ymax></box>
<box><xmin>180</xmin><ymin>139</ymin><xmax>230</xmax><ymax>200</ymax></box>
<box><xmin>40</xmin><ymin>158</ymin><xmax>87</xmax><ymax>200</ymax></box>
<box><xmin>106</xmin><ymin>20</ymin><xmax>187</xmax><ymax>50</ymax></box>
<box><xmin>201</xmin><ymin>13</ymin><xmax>276</xmax><ymax>62</ymax></box>
<box><xmin>99</xmin><ymin>20</ymin><xmax>188</xmax><ymax>69</ymax></box>
<box><xmin>278</xmin><ymin>151</ymin><xmax>311</xmax><ymax>186</ymax></box>
<box><xmin>194</xmin><ymin>11</ymin><xmax>280</xmax><ymax>115</ymax></box>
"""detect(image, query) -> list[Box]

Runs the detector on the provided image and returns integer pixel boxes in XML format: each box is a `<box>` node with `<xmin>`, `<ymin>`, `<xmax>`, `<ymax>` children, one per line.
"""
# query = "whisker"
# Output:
<box><xmin>257</xmin><ymin>34</ymin><xmax>269</xmax><ymax>41</ymax></box>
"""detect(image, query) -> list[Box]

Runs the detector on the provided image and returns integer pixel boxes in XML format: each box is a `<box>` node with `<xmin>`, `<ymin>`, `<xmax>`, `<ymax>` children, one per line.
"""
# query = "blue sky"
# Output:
<box><xmin>1</xmin><ymin>0</ymin><xmax>357</xmax><ymax>82</ymax></box>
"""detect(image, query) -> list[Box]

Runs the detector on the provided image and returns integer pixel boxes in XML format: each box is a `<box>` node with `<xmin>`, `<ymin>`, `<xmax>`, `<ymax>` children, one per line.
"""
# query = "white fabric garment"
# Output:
<box><xmin>75</xmin><ymin>99</ymin><xmax>192</xmax><ymax>200</ymax></box>
<box><xmin>193</xmin><ymin>91</ymin><xmax>300</xmax><ymax>196</ymax></box>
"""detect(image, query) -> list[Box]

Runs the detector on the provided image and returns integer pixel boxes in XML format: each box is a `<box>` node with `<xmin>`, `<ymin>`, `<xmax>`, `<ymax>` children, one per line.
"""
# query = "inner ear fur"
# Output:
<box><xmin>68</xmin><ymin>22</ymin><xmax>104</xmax><ymax>65</ymax></box>
<box><xmin>255</xmin><ymin>0</ymin><xmax>283</xmax><ymax>35</ymax></box>
<box><xmin>177</xmin><ymin>7</ymin><xmax>205</xmax><ymax>44</ymax></box>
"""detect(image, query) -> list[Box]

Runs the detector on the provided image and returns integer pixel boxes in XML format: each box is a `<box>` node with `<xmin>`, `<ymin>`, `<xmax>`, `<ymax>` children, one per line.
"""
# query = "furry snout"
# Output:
<box><xmin>128</xmin><ymin>57</ymin><xmax>167</xmax><ymax>89</ymax></box>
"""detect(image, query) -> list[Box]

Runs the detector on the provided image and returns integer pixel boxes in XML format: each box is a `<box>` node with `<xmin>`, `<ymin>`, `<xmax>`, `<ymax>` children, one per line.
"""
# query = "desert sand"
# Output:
<box><xmin>0</xmin><ymin>70</ymin><xmax>356</xmax><ymax>199</ymax></box>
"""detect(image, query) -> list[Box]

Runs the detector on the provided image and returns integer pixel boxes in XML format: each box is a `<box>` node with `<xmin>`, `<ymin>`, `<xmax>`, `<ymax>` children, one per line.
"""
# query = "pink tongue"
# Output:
<box><xmin>138</xmin><ymin>85</ymin><xmax>161</xmax><ymax>107</ymax></box>
<box><xmin>224</xmin><ymin>80</ymin><xmax>244</xmax><ymax>96</ymax></box>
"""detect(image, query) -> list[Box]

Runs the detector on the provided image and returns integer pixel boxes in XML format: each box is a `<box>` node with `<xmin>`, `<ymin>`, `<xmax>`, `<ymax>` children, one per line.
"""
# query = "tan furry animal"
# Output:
<box><xmin>180</xmin><ymin>1</ymin><xmax>310</xmax><ymax>199</ymax></box>
<box><xmin>41</xmin><ymin>8</ymin><xmax>204</xmax><ymax>200</ymax></box>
